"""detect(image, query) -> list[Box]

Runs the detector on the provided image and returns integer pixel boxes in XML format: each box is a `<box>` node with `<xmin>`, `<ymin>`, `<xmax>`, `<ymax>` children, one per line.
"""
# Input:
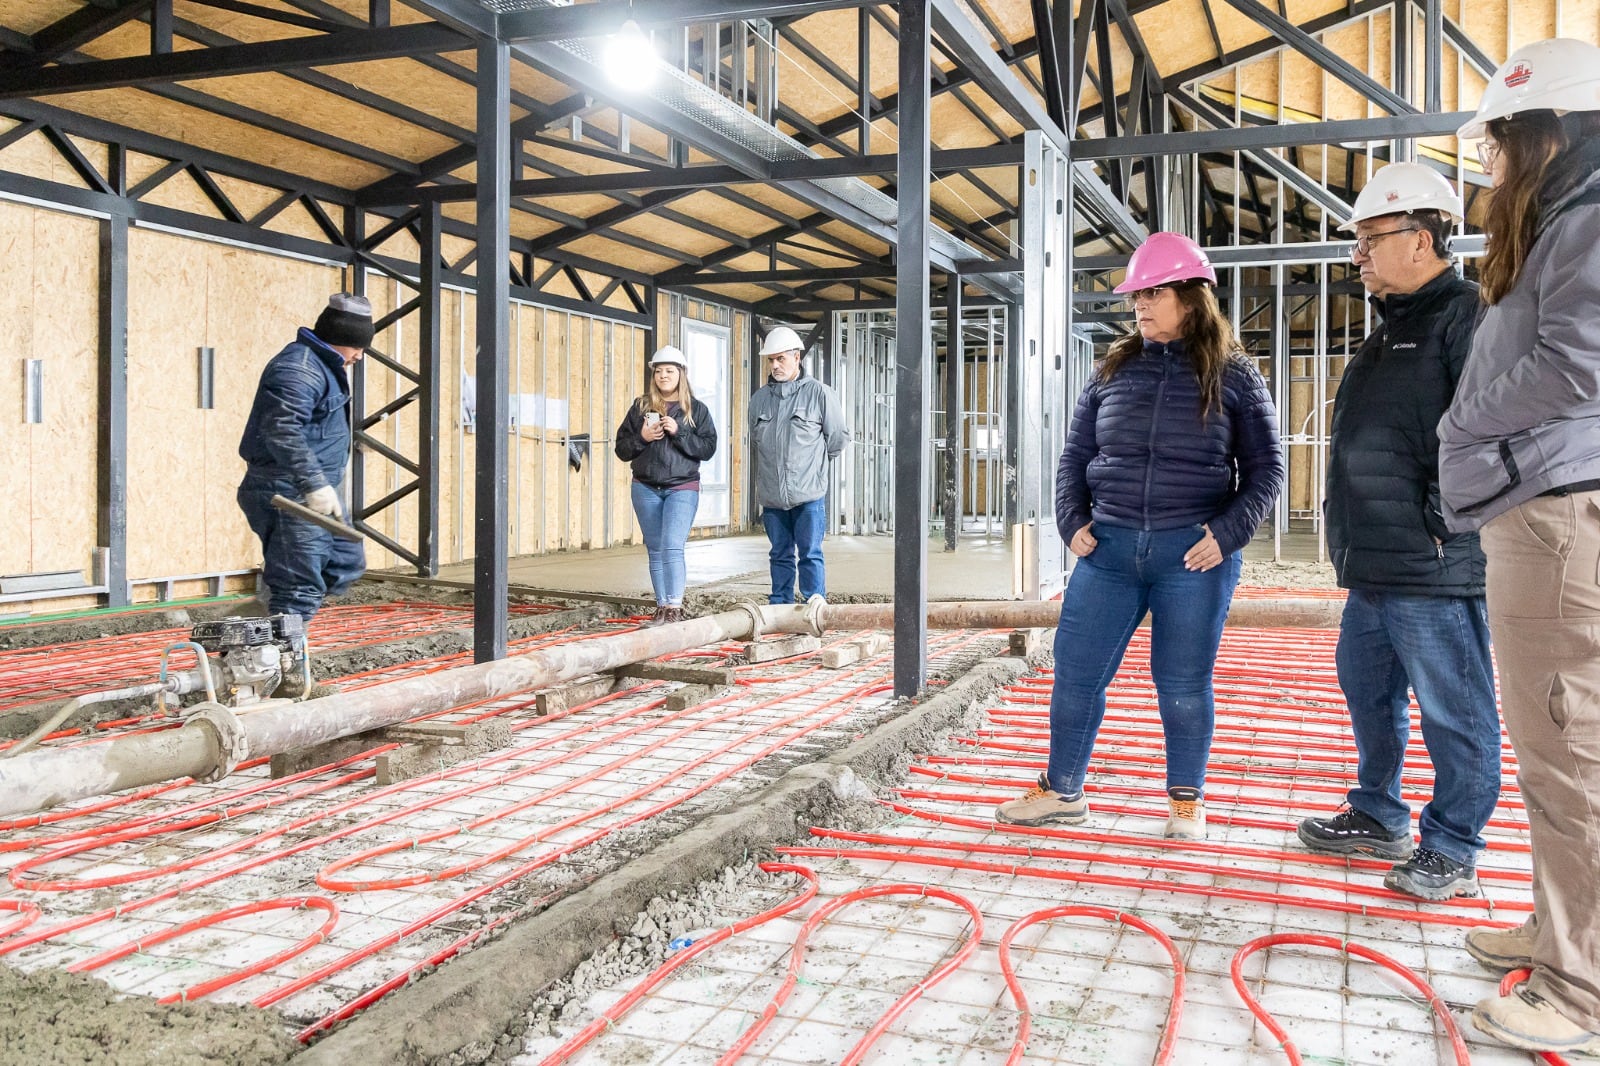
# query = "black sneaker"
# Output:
<box><xmin>1296</xmin><ymin>806</ymin><xmax>1415</xmax><ymax>859</ymax></box>
<box><xmin>1384</xmin><ymin>847</ymin><xmax>1480</xmax><ymax>900</ymax></box>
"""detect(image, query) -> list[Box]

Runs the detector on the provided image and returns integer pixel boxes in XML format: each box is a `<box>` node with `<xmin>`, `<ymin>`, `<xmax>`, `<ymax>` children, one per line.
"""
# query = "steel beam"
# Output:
<box><xmin>0</xmin><ymin>23</ymin><xmax>468</xmax><ymax>99</ymax></box>
<box><xmin>927</xmin><ymin>0</ymin><xmax>1146</xmax><ymax>248</ymax></box>
<box><xmin>1079</xmin><ymin>109</ymin><xmax>1475</xmax><ymax>156</ymax></box>
<box><xmin>894</xmin><ymin>0</ymin><xmax>931</xmax><ymax>698</ymax></box>
<box><xmin>1212</xmin><ymin>0</ymin><xmax>1414</xmax><ymax>114</ymax></box>
<box><xmin>1</xmin><ymin>1</ymin><xmax>153</xmax><ymax>67</ymax></box>
<box><xmin>498</xmin><ymin>0</ymin><xmax>871</xmax><ymax>39</ymax></box>
<box><xmin>1173</xmin><ymin>88</ymin><xmax>1353</xmax><ymax>224</ymax></box>
<box><xmin>474</xmin><ymin>37</ymin><xmax>511</xmax><ymax>663</ymax></box>
<box><xmin>1075</xmin><ymin>233</ymin><xmax>1486</xmax><ymax>268</ymax></box>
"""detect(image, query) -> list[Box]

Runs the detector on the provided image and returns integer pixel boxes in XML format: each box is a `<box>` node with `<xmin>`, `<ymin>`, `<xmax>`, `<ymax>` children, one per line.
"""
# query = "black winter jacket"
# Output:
<box><xmin>1055</xmin><ymin>340</ymin><xmax>1284</xmax><ymax>556</ymax></box>
<box><xmin>614</xmin><ymin>398</ymin><xmax>718</xmax><ymax>488</ymax></box>
<box><xmin>1326</xmin><ymin>268</ymin><xmax>1485</xmax><ymax>595</ymax></box>
<box><xmin>238</xmin><ymin>327</ymin><xmax>351</xmax><ymax>493</ymax></box>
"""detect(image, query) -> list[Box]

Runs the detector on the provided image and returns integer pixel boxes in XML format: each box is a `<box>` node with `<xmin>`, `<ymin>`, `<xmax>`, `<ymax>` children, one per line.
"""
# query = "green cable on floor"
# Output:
<box><xmin>0</xmin><ymin>592</ymin><xmax>253</xmax><ymax>628</ymax></box>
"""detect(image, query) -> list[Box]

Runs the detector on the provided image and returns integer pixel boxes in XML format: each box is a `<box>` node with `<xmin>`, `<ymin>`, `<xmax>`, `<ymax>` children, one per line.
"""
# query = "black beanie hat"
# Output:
<box><xmin>314</xmin><ymin>292</ymin><xmax>375</xmax><ymax>349</ymax></box>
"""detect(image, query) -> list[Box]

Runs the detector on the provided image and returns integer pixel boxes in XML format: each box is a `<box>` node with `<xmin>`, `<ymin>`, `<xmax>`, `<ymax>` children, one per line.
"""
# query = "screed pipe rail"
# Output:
<box><xmin>0</xmin><ymin>596</ymin><xmax>1339</xmax><ymax>817</ymax></box>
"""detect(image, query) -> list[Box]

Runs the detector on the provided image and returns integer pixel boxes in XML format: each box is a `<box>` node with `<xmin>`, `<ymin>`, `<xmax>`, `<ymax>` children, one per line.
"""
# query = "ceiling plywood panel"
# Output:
<box><xmin>773</xmin><ymin>30</ymin><xmax>859</xmax><ymax>129</ymax></box>
<box><xmin>47</xmin><ymin>88</ymin><xmax>389</xmax><ymax>187</ymax></box>
<box><xmin>611</xmin><ymin>213</ymin><xmax>728</xmax><ymax>258</ymax></box>
<box><xmin>1461</xmin><ymin>0</ymin><xmax>1509</xmax><ymax>65</ymax></box>
<box><xmin>1135</xmin><ymin>0</ymin><xmax>1223</xmax><ymax>77</ymax></box>
<box><xmin>1205</xmin><ymin>1</ymin><xmax>1277</xmax><ymax>55</ymax></box>
<box><xmin>674</xmin><ymin>190</ymin><xmax>792</xmax><ymax>234</ymax></box>
<box><xmin>930</xmin><ymin>87</ymin><xmax>1024</xmax><ymax>147</ymax></box>
<box><xmin>711</xmin><ymin>182</ymin><xmax>809</xmax><ymax>221</ymax></box>
<box><xmin>1321</xmin><ymin>21</ymin><xmax>1375</xmax><ymax>122</ymax></box>
<box><xmin>562</xmin><ymin>233</ymin><xmax>679</xmax><ymax>275</ymax></box>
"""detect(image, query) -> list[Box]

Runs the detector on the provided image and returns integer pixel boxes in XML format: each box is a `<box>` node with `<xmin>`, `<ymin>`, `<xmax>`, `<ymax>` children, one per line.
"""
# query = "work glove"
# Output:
<box><xmin>304</xmin><ymin>485</ymin><xmax>340</xmax><ymax>516</ymax></box>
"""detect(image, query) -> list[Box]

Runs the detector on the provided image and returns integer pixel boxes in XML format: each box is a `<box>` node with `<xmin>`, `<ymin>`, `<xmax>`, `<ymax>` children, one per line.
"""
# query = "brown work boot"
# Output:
<box><xmin>996</xmin><ymin>775</ymin><xmax>1088</xmax><ymax>827</ymax></box>
<box><xmin>1466</xmin><ymin>920</ymin><xmax>1536</xmax><ymax>972</ymax></box>
<box><xmin>642</xmin><ymin>606</ymin><xmax>669</xmax><ymax>627</ymax></box>
<box><xmin>663</xmin><ymin>606</ymin><xmax>685</xmax><ymax>623</ymax></box>
<box><xmin>1473</xmin><ymin>983</ymin><xmax>1600</xmax><ymax>1054</ymax></box>
<box><xmin>1164</xmin><ymin>787</ymin><xmax>1206</xmax><ymax>840</ymax></box>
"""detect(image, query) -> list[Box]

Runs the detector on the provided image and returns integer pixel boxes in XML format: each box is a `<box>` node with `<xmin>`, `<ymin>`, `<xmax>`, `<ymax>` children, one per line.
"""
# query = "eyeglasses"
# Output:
<box><xmin>1351</xmin><ymin>227</ymin><xmax>1418</xmax><ymax>257</ymax></box>
<box><xmin>1477</xmin><ymin>139</ymin><xmax>1501</xmax><ymax>172</ymax></box>
<box><xmin>1124</xmin><ymin>285</ymin><xmax>1173</xmax><ymax>305</ymax></box>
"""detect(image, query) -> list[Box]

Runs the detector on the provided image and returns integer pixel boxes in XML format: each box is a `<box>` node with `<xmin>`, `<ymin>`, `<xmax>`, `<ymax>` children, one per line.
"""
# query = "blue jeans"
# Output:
<box><xmin>1047</xmin><ymin>523</ymin><xmax>1242</xmax><ymax>796</ymax></box>
<box><xmin>631</xmin><ymin>482</ymin><xmax>700</xmax><ymax>606</ymax></box>
<box><xmin>1336</xmin><ymin>589</ymin><xmax>1500</xmax><ymax>865</ymax></box>
<box><xmin>762</xmin><ymin>498</ymin><xmax>828</xmax><ymax>604</ymax></box>
<box><xmin>237</xmin><ymin>475</ymin><xmax>366</xmax><ymax>623</ymax></box>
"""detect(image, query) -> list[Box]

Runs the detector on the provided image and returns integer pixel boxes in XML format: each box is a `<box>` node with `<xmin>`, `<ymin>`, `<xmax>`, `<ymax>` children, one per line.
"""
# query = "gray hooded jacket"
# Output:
<box><xmin>1438</xmin><ymin>151</ymin><xmax>1600</xmax><ymax>531</ymax></box>
<box><xmin>749</xmin><ymin>371</ymin><xmax>849</xmax><ymax>510</ymax></box>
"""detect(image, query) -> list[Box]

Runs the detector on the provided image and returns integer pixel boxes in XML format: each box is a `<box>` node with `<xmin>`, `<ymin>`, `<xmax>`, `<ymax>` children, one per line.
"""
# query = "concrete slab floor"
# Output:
<box><xmin>429</xmin><ymin>530</ymin><xmax>1335</xmax><ymax>604</ymax></box>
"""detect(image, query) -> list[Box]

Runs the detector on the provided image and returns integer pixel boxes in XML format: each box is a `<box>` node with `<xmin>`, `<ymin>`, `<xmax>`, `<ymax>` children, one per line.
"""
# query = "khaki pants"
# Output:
<box><xmin>1481</xmin><ymin>490</ymin><xmax>1600</xmax><ymax>1031</ymax></box>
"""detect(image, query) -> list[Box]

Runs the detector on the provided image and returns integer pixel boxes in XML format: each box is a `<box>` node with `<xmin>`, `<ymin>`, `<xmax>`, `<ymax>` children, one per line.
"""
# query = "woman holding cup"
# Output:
<box><xmin>614</xmin><ymin>346</ymin><xmax>719</xmax><ymax>625</ymax></box>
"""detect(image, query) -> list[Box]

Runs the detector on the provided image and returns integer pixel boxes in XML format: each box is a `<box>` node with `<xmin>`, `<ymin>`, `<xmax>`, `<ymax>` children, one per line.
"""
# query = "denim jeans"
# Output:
<box><xmin>631</xmin><ymin>482</ymin><xmax>700</xmax><ymax>606</ymax></box>
<box><xmin>1336</xmin><ymin>588</ymin><xmax>1500</xmax><ymax>865</ymax></box>
<box><xmin>762</xmin><ymin>497</ymin><xmax>828</xmax><ymax>604</ymax></box>
<box><xmin>237</xmin><ymin>475</ymin><xmax>366</xmax><ymax>623</ymax></box>
<box><xmin>1047</xmin><ymin>523</ymin><xmax>1242</xmax><ymax>796</ymax></box>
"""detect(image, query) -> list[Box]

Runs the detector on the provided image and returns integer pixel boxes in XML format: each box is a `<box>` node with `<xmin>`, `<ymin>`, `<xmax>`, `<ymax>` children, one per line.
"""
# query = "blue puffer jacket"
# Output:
<box><xmin>1055</xmin><ymin>339</ymin><xmax>1285</xmax><ymax>555</ymax></box>
<box><xmin>238</xmin><ymin>327</ymin><xmax>352</xmax><ymax>493</ymax></box>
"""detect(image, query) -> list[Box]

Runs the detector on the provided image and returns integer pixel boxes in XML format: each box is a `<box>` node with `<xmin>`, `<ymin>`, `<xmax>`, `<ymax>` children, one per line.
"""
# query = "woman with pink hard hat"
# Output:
<box><xmin>997</xmin><ymin>231</ymin><xmax>1284</xmax><ymax>840</ymax></box>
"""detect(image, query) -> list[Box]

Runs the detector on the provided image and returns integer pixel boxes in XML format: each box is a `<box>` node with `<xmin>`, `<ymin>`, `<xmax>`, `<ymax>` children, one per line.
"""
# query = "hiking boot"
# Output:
<box><xmin>1466</xmin><ymin>921</ymin><xmax>1536</xmax><ymax>972</ymax></box>
<box><xmin>643</xmin><ymin>607</ymin><xmax>669</xmax><ymax>628</ymax></box>
<box><xmin>1296</xmin><ymin>806</ymin><xmax>1415</xmax><ymax>859</ymax></box>
<box><xmin>1383</xmin><ymin>846</ymin><xmax>1480</xmax><ymax>900</ymax></box>
<box><xmin>663</xmin><ymin>607</ymin><xmax>685</xmax><ymax>624</ymax></box>
<box><xmin>996</xmin><ymin>775</ymin><xmax>1088</xmax><ymax>827</ymax></box>
<box><xmin>1473</xmin><ymin>983</ymin><xmax>1600</xmax><ymax>1053</ymax></box>
<box><xmin>1165</xmin><ymin>787</ymin><xmax>1206</xmax><ymax>840</ymax></box>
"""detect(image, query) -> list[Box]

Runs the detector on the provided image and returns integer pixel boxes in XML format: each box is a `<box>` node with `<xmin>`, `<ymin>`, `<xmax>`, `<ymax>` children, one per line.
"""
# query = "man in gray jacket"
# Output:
<box><xmin>750</xmin><ymin>326</ymin><xmax>849</xmax><ymax>603</ymax></box>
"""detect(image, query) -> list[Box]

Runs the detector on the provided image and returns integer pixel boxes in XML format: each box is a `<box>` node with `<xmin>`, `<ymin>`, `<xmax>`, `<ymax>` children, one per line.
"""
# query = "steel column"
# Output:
<box><xmin>96</xmin><ymin>214</ymin><xmax>130</xmax><ymax>608</ymax></box>
<box><xmin>419</xmin><ymin>201</ymin><xmax>443</xmax><ymax>575</ymax></box>
<box><xmin>943</xmin><ymin>277</ymin><xmax>962</xmax><ymax>553</ymax></box>
<box><xmin>893</xmin><ymin>0</ymin><xmax>931</xmax><ymax>698</ymax></box>
<box><xmin>474</xmin><ymin>36</ymin><xmax>511</xmax><ymax>662</ymax></box>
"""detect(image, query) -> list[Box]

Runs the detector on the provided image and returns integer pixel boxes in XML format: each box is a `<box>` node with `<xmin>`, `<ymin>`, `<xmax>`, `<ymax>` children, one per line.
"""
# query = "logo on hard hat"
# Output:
<box><xmin>1504</xmin><ymin>62</ymin><xmax>1533</xmax><ymax>88</ymax></box>
<box><xmin>1386</xmin><ymin>191</ymin><xmax>1400</xmax><ymax>202</ymax></box>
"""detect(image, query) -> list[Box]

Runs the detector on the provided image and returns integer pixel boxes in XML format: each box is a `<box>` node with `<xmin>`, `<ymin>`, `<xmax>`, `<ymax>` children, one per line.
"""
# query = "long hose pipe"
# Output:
<box><xmin>0</xmin><ymin>596</ymin><xmax>1338</xmax><ymax>818</ymax></box>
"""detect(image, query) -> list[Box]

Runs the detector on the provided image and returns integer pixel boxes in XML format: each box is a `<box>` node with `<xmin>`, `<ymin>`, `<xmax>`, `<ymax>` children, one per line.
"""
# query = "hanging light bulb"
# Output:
<box><xmin>604</xmin><ymin>20</ymin><xmax>658</xmax><ymax>92</ymax></box>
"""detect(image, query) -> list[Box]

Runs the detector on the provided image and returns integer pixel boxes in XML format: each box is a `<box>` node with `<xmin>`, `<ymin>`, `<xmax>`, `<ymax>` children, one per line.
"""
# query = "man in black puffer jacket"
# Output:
<box><xmin>1297</xmin><ymin>164</ymin><xmax>1499</xmax><ymax>903</ymax></box>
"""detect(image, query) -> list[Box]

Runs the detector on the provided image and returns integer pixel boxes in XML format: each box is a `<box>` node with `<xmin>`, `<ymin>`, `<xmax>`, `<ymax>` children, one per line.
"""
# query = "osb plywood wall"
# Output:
<box><xmin>0</xmin><ymin>201</ymin><xmax>99</xmax><ymax>583</ymax></box>
<box><xmin>658</xmin><ymin>292</ymin><xmax>751</xmax><ymax>538</ymax></box>
<box><xmin>0</xmin><ymin>198</ymin><xmax>725</xmax><ymax>614</ymax></box>
<box><xmin>126</xmin><ymin>229</ymin><xmax>342</xmax><ymax>584</ymax></box>
<box><xmin>359</xmin><ymin>280</ymin><xmax>659</xmax><ymax>573</ymax></box>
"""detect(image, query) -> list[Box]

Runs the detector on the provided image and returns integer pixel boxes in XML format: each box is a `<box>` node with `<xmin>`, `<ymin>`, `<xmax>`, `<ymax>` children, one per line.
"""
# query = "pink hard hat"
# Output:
<box><xmin>1113</xmin><ymin>231</ymin><xmax>1217</xmax><ymax>293</ymax></box>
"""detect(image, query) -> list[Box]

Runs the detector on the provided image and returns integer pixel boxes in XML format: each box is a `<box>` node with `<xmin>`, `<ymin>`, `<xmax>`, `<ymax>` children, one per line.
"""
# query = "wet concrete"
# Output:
<box><xmin>295</xmin><ymin>646</ymin><xmax>1027</xmax><ymax>1066</ymax></box>
<box><xmin>0</xmin><ymin>963</ymin><xmax>299</xmax><ymax>1066</ymax></box>
<box><xmin>0</xmin><ymin>595</ymin><xmax>606</xmax><ymax>743</ymax></box>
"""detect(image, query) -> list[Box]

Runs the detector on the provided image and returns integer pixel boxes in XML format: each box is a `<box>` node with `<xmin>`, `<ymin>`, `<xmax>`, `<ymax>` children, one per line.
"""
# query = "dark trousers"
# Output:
<box><xmin>1336</xmin><ymin>588</ymin><xmax>1501</xmax><ymax>864</ymax></box>
<box><xmin>761</xmin><ymin>498</ymin><xmax>828</xmax><ymax>604</ymax></box>
<box><xmin>237</xmin><ymin>476</ymin><xmax>365</xmax><ymax>623</ymax></box>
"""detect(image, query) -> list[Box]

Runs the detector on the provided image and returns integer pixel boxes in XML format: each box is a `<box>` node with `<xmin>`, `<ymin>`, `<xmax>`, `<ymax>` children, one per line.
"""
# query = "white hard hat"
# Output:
<box><xmin>758</xmin><ymin>325</ymin><xmax>804</xmax><ymax>357</ymax></box>
<box><xmin>1459</xmin><ymin>37</ymin><xmax>1600</xmax><ymax>139</ymax></box>
<box><xmin>648</xmin><ymin>345</ymin><xmax>686</xmax><ymax>368</ymax></box>
<box><xmin>1340</xmin><ymin>162</ymin><xmax>1463</xmax><ymax>231</ymax></box>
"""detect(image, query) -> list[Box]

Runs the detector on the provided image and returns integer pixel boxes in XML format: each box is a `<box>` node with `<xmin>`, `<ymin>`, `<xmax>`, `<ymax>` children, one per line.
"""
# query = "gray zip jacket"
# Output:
<box><xmin>1438</xmin><ymin>158</ymin><xmax>1600</xmax><ymax>531</ymax></box>
<box><xmin>749</xmin><ymin>371</ymin><xmax>849</xmax><ymax>510</ymax></box>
